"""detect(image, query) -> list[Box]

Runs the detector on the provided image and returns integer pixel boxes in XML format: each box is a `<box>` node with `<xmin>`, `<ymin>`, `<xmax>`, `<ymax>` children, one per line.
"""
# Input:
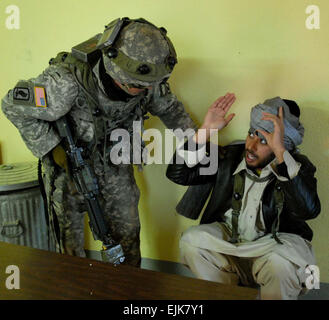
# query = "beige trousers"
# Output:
<box><xmin>180</xmin><ymin>223</ymin><xmax>314</xmax><ymax>300</ymax></box>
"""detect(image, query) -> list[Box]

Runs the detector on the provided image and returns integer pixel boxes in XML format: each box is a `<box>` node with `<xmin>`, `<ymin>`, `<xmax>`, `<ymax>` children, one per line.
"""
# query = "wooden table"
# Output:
<box><xmin>0</xmin><ymin>242</ymin><xmax>257</xmax><ymax>300</ymax></box>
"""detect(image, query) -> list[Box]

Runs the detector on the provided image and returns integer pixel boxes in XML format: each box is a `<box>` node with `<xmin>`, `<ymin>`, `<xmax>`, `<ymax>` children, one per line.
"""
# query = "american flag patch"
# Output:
<box><xmin>34</xmin><ymin>86</ymin><xmax>47</xmax><ymax>107</ymax></box>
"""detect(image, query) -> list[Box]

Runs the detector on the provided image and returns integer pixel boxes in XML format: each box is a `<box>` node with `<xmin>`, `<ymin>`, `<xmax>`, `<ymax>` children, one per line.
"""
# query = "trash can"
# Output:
<box><xmin>0</xmin><ymin>162</ymin><xmax>55</xmax><ymax>251</ymax></box>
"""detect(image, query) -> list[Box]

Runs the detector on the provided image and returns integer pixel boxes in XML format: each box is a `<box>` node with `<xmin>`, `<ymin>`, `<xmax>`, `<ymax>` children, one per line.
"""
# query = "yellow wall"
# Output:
<box><xmin>1</xmin><ymin>0</ymin><xmax>328</xmax><ymax>282</ymax></box>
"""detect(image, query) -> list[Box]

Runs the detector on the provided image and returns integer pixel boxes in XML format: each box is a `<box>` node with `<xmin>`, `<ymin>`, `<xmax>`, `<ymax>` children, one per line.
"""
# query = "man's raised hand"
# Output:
<box><xmin>201</xmin><ymin>93</ymin><xmax>236</xmax><ymax>131</ymax></box>
<box><xmin>193</xmin><ymin>92</ymin><xmax>236</xmax><ymax>144</ymax></box>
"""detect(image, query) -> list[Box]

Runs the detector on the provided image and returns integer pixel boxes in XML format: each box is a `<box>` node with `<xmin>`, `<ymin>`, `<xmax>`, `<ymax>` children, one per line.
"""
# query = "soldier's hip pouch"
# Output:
<box><xmin>51</xmin><ymin>145</ymin><xmax>78</xmax><ymax>195</ymax></box>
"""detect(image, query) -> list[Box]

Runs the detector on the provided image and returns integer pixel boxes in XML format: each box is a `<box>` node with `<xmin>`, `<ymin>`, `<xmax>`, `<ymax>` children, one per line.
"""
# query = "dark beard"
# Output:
<box><xmin>245</xmin><ymin>150</ymin><xmax>275</xmax><ymax>171</ymax></box>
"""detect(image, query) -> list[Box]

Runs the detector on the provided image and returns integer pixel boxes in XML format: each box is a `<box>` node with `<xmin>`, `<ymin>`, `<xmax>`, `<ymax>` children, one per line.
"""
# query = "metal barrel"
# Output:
<box><xmin>0</xmin><ymin>162</ymin><xmax>55</xmax><ymax>251</ymax></box>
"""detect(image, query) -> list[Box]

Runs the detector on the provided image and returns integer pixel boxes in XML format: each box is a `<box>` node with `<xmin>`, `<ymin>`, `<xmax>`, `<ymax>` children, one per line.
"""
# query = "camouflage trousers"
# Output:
<box><xmin>41</xmin><ymin>154</ymin><xmax>141</xmax><ymax>267</ymax></box>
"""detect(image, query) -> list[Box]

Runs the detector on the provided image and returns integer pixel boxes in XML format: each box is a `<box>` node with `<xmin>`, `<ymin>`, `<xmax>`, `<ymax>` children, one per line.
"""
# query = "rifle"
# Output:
<box><xmin>55</xmin><ymin>116</ymin><xmax>125</xmax><ymax>265</ymax></box>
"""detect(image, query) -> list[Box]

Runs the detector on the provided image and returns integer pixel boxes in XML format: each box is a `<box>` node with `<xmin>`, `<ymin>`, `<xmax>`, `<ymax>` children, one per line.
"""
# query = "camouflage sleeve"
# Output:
<box><xmin>1</xmin><ymin>65</ymin><xmax>79</xmax><ymax>158</ymax></box>
<box><xmin>147</xmin><ymin>82</ymin><xmax>197</xmax><ymax>131</ymax></box>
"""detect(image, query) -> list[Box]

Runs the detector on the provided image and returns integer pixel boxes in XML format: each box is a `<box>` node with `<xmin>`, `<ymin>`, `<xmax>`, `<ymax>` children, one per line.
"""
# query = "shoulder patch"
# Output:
<box><xmin>13</xmin><ymin>80</ymin><xmax>34</xmax><ymax>106</ymax></box>
<box><xmin>13</xmin><ymin>80</ymin><xmax>47</xmax><ymax>108</ymax></box>
<box><xmin>13</xmin><ymin>86</ymin><xmax>30</xmax><ymax>101</ymax></box>
<box><xmin>34</xmin><ymin>86</ymin><xmax>47</xmax><ymax>107</ymax></box>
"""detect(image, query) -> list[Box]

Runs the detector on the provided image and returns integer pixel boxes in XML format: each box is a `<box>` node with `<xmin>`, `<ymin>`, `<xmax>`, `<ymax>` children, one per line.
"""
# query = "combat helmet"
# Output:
<box><xmin>97</xmin><ymin>17</ymin><xmax>178</xmax><ymax>87</ymax></box>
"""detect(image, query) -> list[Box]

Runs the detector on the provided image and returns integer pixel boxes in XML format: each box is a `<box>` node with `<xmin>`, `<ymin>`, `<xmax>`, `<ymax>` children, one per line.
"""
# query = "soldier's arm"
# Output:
<box><xmin>1</xmin><ymin>65</ymin><xmax>79</xmax><ymax>158</ymax></box>
<box><xmin>147</xmin><ymin>82</ymin><xmax>197</xmax><ymax>131</ymax></box>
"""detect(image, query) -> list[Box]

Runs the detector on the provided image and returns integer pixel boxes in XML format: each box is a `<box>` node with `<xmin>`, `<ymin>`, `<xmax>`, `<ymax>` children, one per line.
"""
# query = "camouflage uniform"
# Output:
<box><xmin>1</xmin><ymin>19</ymin><xmax>196</xmax><ymax>267</ymax></box>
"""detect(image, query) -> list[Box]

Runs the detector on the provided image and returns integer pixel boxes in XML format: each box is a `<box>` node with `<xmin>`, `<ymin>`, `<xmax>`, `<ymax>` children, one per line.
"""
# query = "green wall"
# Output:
<box><xmin>0</xmin><ymin>0</ymin><xmax>328</xmax><ymax>282</ymax></box>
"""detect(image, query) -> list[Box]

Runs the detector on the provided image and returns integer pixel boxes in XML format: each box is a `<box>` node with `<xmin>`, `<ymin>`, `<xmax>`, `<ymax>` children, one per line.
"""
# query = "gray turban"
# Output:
<box><xmin>250</xmin><ymin>97</ymin><xmax>304</xmax><ymax>151</ymax></box>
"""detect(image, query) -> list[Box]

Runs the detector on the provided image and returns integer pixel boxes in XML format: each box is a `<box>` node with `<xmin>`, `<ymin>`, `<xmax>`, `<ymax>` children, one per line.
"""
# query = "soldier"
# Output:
<box><xmin>2</xmin><ymin>17</ymin><xmax>196</xmax><ymax>267</ymax></box>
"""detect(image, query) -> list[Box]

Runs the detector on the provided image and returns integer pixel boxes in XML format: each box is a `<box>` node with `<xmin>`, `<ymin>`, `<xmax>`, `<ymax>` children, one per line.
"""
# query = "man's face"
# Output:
<box><xmin>114</xmin><ymin>80</ymin><xmax>152</xmax><ymax>96</ymax></box>
<box><xmin>245</xmin><ymin>130</ymin><xmax>275</xmax><ymax>169</ymax></box>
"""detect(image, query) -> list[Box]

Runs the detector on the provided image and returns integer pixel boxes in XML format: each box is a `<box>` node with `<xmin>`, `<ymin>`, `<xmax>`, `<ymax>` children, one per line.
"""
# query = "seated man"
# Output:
<box><xmin>166</xmin><ymin>93</ymin><xmax>321</xmax><ymax>300</ymax></box>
